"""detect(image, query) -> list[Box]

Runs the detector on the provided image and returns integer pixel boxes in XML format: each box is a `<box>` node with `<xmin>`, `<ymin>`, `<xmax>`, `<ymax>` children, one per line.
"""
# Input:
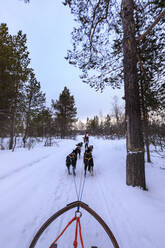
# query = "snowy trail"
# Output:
<box><xmin>0</xmin><ymin>140</ymin><xmax>77</xmax><ymax>248</ymax></box>
<box><xmin>0</xmin><ymin>137</ymin><xmax>165</xmax><ymax>248</ymax></box>
<box><xmin>0</xmin><ymin>153</ymin><xmax>53</xmax><ymax>180</ymax></box>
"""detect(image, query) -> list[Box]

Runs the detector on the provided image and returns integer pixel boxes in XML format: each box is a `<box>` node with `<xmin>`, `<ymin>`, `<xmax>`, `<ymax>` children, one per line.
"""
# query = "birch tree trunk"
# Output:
<box><xmin>121</xmin><ymin>0</ymin><xmax>146</xmax><ymax>189</ymax></box>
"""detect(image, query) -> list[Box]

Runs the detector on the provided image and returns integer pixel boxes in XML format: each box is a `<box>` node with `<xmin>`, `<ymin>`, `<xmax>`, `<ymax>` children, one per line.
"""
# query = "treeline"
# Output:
<box><xmin>78</xmin><ymin>114</ymin><xmax>125</xmax><ymax>139</ymax></box>
<box><xmin>77</xmin><ymin>97</ymin><xmax>125</xmax><ymax>138</ymax></box>
<box><xmin>76</xmin><ymin>110</ymin><xmax>165</xmax><ymax>154</ymax></box>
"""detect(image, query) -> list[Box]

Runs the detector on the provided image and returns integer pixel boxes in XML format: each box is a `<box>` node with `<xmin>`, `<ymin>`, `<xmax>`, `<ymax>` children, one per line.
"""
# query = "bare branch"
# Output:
<box><xmin>89</xmin><ymin>0</ymin><xmax>110</xmax><ymax>56</ymax></box>
<box><xmin>137</xmin><ymin>9</ymin><xmax>165</xmax><ymax>42</ymax></box>
<box><xmin>89</xmin><ymin>0</ymin><xmax>102</xmax><ymax>42</ymax></box>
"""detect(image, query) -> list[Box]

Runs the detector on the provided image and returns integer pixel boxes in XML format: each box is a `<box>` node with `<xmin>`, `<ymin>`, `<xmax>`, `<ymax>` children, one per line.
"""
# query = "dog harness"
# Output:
<box><xmin>84</xmin><ymin>152</ymin><xmax>92</xmax><ymax>161</ymax></box>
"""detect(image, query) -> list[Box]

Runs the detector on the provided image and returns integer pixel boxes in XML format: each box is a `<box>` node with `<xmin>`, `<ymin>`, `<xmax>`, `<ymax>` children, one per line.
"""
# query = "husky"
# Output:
<box><xmin>75</xmin><ymin>142</ymin><xmax>83</xmax><ymax>158</ymax></box>
<box><xmin>83</xmin><ymin>148</ymin><xmax>94</xmax><ymax>176</ymax></box>
<box><xmin>88</xmin><ymin>145</ymin><xmax>94</xmax><ymax>152</ymax></box>
<box><xmin>66</xmin><ymin>150</ymin><xmax>77</xmax><ymax>175</ymax></box>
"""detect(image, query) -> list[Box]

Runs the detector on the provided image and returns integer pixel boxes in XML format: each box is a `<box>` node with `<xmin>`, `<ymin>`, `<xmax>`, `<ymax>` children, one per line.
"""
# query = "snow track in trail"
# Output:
<box><xmin>0</xmin><ymin>140</ymin><xmax>77</xmax><ymax>248</ymax></box>
<box><xmin>24</xmin><ymin>170</ymin><xmax>75</xmax><ymax>248</ymax></box>
<box><xmin>94</xmin><ymin>169</ymin><xmax>122</xmax><ymax>242</ymax></box>
<box><xmin>79</xmin><ymin>138</ymin><xmax>158</xmax><ymax>248</ymax></box>
<box><xmin>93</xmin><ymin>171</ymin><xmax>140</xmax><ymax>248</ymax></box>
<box><xmin>0</xmin><ymin>153</ymin><xmax>54</xmax><ymax>180</ymax></box>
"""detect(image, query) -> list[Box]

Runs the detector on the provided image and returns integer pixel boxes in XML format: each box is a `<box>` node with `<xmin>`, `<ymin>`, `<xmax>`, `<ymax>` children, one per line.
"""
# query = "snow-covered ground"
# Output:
<box><xmin>0</xmin><ymin>136</ymin><xmax>165</xmax><ymax>248</ymax></box>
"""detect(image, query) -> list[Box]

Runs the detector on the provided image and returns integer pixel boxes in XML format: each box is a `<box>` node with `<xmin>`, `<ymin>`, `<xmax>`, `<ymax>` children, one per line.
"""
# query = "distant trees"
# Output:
<box><xmin>149</xmin><ymin>112</ymin><xmax>165</xmax><ymax>153</ymax></box>
<box><xmin>85</xmin><ymin>112</ymin><xmax>125</xmax><ymax>139</ymax></box>
<box><xmin>52</xmin><ymin>86</ymin><xmax>77</xmax><ymax>138</ymax></box>
<box><xmin>86</xmin><ymin>116</ymin><xmax>99</xmax><ymax>135</ymax></box>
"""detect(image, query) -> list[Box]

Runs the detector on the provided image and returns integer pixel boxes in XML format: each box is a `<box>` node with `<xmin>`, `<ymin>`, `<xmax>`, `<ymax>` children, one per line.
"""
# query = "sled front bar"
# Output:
<box><xmin>29</xmin><ymin>200</ymin><xmax>119</xmax><ymax>248</ymax></box>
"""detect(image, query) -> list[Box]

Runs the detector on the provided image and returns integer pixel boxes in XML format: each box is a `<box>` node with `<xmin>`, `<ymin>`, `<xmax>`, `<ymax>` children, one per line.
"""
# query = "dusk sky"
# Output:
<box><xmin>1</xmin><ymin>0</ymin><xmax>124</xmax><ymax>120</ymax></box>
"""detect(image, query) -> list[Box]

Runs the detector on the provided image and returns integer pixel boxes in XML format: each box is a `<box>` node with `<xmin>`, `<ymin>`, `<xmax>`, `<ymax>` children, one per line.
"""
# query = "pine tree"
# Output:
<box><xmin>8</xmin><ymin>30</ymin><xmax>30</xmax><ymax>150</ymax></box>
<box><xmin>23</xmin><ymin>69</ymin><xmax>46</xmax><ymax>147</ymax></box>
<box><xmin>0</xmin><ymin>24</ymin><xmax>14</xmax><ymax>137</ymax></box>
<box><xmin>112</xmin><ymin>1</ymin><xmax>165</xmax><ymax>162</ymax></box>
<box><xmin>0</xmin><ymin>23</ymin><xmax>49</xmax><ymax>149</ymax></box>
<box><xmin>120</xmin><ymin>0</ymin><xmax>146</xmax><ymax>188</ymax></box>
<box><xmin>52</xmin><ymin>87</ymin><xmax>77</xmax><ymax>138</ymax></box>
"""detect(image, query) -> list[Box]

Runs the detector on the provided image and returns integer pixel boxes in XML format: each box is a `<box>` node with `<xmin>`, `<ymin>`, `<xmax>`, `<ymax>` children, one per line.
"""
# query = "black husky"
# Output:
<box><xmin>83</xmin><ymin>148</ymin><xmax>94</xmax><ymax>176</ymax></box>
<box><xmin>88</xmin><ymin>145</ymin><xmax>93</xmax><ymax>152</ymax></box>
<box><xmin>66</xmin><ymin>150</ymin><xmax>77</xmax><ymax>176</ymax></box>
<box><xmin>75</xmin><ymin>142</ymin><xmax>83</xmax><ymax>158</ymax></box>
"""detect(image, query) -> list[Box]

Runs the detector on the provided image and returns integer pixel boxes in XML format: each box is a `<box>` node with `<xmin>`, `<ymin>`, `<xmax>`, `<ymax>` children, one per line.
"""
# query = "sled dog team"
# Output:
<box><xmin>66</xmin><ymin>133</ymin><xmax>94</xmax><ymax>176</ymax></box>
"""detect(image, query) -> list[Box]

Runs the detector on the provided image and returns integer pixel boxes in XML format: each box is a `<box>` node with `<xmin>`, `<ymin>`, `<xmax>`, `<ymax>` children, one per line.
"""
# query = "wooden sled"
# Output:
<box><xmin>29</xmin><ymin>201</ymin><xmax>119</xmax><ymax>248</ymax></box>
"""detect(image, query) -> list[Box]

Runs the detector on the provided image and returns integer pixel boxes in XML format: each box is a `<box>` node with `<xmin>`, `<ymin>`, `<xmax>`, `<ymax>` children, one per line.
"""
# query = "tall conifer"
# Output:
<box><xmin>52</xmin><ymin>87</ymin><xmax>77</xmax><ymax>138</ymax></box>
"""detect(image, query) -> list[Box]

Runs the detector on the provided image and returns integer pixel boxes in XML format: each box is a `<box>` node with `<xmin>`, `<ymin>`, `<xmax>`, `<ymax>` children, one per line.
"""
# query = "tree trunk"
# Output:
<box><xmin>23</xmin><ymin>119</ymin><xmax>29</xmax><ymax>148</ymax></box>
<box><xmin>9</xmin><ymin>88</ymin><xmax>17</xmax><ymax>150</ymax></box>
<box><xmin>9</xmin><ymin>79</ymin><xmax>20</xmax><ymax>150</ymax></box>
<box><xmin>12</xmin><ymin>135</ymin><xmax>17</xmax><ymax>152</ymax></box>
<box><xmin>23</xmin><ymin>102</ymin><xmax>31</xmax><ymax>148</ymax></box>
<box><xmin>121</xmin><ymin>0</ymin><xmax>146</xmax><ymax>189</ymax></box>
<box><xmin>9</xmin><ymin>110</ymin><xmax>15</xmax><ymax>150</ymax></box>
<box><xmin>144</xmin><ymin>118</ymin><xmax>151</xmax><ymax>163</ymax></box>
<box><xmin>139</xmin><ymin>80</ymin><xmax>151</xmax><ymax>163</ymax></box>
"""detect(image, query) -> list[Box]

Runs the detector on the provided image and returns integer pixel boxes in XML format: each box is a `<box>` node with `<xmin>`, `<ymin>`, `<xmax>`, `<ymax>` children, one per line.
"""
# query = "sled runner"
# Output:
<box><xmin>29</xmin><ymin>201</ymin><xmax>119</xmax><ymax>248</ymax></box>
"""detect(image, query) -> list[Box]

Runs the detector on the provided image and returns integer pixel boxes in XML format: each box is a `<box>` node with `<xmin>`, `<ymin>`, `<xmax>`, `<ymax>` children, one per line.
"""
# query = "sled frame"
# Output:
<box><xmin>29</xmin><ymin>200</ymin><xmax>119</xmax><ymax>248</ymax></box>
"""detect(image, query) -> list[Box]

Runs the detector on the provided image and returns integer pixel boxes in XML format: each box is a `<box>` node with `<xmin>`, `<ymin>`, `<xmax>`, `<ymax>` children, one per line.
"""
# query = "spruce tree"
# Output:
<box><xmin>23</xmin><ymin>69</ymin><xmax>45</xmax><ymax>147</ymax></box>
<box><xmin>0</xmin><ymin>24</ymin><xmax>14</xmax><ymax>137</ymax></box>
<box><xmin>52</xmin><ymin>87</ymin><xmax>77</xmax><ymax>138</ymax></box>
<box><xmin>8</xmin><ymin>30</ymin><xmax>30</xmax><ymax>150</ymax></box>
